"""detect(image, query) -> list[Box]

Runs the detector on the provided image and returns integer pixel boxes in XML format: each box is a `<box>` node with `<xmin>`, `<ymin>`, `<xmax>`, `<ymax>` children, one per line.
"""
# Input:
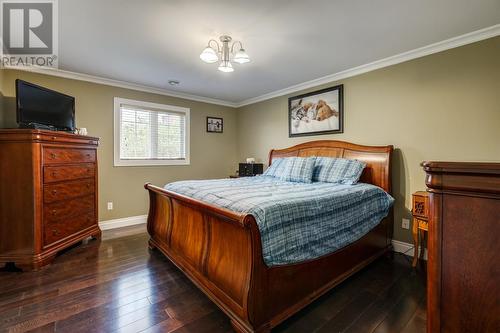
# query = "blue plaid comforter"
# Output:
<box><xmin>165</xmin><ymin>176</ymin><xmax>394</xmax><ymax>266</ymax></box>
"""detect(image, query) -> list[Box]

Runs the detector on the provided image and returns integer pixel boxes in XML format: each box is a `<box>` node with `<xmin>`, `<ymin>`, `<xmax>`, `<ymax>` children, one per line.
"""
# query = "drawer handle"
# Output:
<box><xmin>86</xmin><ymin>183</ymin><xmax>91</xmax><ymax>188</ymax></box>
<box><xmin>52</xmin><ymin>229</ymin><xmax>60</xmax><ymax>236</ymax></box>
<box><xmin>86</xmin><ymin>153</ymin><xmax>91</xmax><ymax>158</ymax></box>
<box><xmin>50</xmin><ymin>153</ymin><xmax>56</xmax><ymax>159</ymax></box>
<box><xmin>52</xmin><ymin>190</ymin><xmax>57</xmax><ymax>195</ymax></box>
<box><xmin>52</xmin><ymin>171</ymin><xmax>57</xmax><ymax>177</ymax></box>
<box><xmin>52</xmin><ymin>136</ymin><xmax>57</xmax><ymax>140</ymax></box>
<box><xmin>52</xmin><ymin>209</ymin><xmax>57</xmax><ymax>216</ymax></box>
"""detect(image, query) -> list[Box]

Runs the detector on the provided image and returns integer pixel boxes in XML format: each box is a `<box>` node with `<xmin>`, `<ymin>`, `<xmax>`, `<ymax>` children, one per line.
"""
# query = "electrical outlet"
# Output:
<box><xmin>107</xmin><ymin>202</ymin><xmax>113</xmax><ymax>210</ymax></box>
<box><xmin>402</xmin><ymin>218</ymin><xmax>410</xmax><ymax>230</ymax></box>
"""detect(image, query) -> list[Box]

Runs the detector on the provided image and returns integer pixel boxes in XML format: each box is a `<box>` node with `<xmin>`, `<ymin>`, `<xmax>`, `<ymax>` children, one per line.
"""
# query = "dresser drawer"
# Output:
<box><xmin>44</xmin><ymin>212</ymin><xmax>96</xmax><ymax>246</ymax></box>
<box><xmin>44</xmin><ymin>164</ymin><xmax>95</xmax><ymax>183</ymax></box>
<box><xmin>44</xmin><ymin>194</ymin><xmax>95</xmax><ymax>223</ymax></box>
<box><xmin>44</xmin><ymin>180</ymin><xmax>95</xmax><ymax>203</ymax></box>
<box><xmin>43</xmin><ymin>147</ymin><xmax>96</xmax><ymax>165</ymax></box>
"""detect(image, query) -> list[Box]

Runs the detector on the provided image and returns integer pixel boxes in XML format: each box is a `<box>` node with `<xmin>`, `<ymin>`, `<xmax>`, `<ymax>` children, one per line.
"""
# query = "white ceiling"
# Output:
<box><xmin>58</xmin><ymin>0</ymin><xmax>500</xmax><ymax>104</ymax></box>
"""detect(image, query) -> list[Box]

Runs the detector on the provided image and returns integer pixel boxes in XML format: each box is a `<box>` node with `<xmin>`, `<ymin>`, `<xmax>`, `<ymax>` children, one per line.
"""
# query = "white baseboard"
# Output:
<box><xmin>392</xmin><ymin>239</ymin><xmax>427</xmax><ymax>260</ymax></box>
<box><xmin>99</xmin><ymin>215</ymin><xmax>147</xmax><ymax>231</ymax></box>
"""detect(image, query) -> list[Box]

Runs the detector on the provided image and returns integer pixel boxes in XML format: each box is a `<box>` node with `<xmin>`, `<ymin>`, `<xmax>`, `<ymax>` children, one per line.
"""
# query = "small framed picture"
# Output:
<box><xmin>288</xmin><ymin>84</ymin><xmax>343</xmax><ymax>137</ymax></box>
<box><xmin>207</xmin><ymin>117</ymin><xmax>223</xmax><ymax>133</ymax></box>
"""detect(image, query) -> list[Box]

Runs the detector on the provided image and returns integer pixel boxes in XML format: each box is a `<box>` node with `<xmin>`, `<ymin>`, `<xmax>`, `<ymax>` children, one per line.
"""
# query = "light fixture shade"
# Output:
<box><xmin>200</xmin><ymin>47</ymin><xmax>219</xmax><ymax>63</ymax></box>
<box><xmin>218</xmin><ymin>61</ymin><xmax>234</xmax><ymax>72</ymax></box>
<box><xmin>233</xmin><ymin>48</ymin><xmax>250</xmax><ymax>64</ymax></box>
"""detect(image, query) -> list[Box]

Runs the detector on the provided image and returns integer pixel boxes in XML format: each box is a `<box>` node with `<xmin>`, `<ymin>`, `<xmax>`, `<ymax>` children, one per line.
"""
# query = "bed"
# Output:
<box><xmin>145</xmin><ymin>140</ymin><xmax>394</xmax><ymax>333</ymax></box>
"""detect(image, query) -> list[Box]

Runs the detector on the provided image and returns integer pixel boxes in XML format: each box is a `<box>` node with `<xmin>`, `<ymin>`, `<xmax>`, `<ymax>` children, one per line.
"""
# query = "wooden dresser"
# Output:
<box><xmin>423</xmin><ymin>162</ymin><xmax>500</xmax><ymax>333</ymax></box>
<box><xmin>0</xmin><ymin>129</ymin><xmax>101</xmax><ymax>270</ymax></box>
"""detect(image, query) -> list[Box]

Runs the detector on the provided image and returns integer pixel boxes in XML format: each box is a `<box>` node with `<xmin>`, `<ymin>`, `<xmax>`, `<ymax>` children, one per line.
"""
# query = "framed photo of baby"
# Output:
<box><xmin>288</xmin><ymin>84</ymin><xmax>343</xmax><ymax>137</ymax></box>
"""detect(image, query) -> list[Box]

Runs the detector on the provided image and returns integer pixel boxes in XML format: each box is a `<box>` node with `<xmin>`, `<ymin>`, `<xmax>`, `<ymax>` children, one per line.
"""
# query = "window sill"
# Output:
<box><xmin>113</xmin><ymin>159</ymin><xmax>190</xmax><ymax>167</ymax></box>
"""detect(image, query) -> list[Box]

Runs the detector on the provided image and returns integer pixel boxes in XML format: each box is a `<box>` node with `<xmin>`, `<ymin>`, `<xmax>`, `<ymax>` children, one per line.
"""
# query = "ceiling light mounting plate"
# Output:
<box><xmin>219</xmin><ymin>35</ymin><xmax>232</xmax><ymax>43</ymax></box>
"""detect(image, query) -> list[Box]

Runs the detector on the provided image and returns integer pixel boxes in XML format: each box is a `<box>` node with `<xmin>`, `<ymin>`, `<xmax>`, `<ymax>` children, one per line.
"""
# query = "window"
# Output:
<box><xmin>114</xmin><ymin>98</ymin><xmax>190</xmax><ymax>166</ymax></box>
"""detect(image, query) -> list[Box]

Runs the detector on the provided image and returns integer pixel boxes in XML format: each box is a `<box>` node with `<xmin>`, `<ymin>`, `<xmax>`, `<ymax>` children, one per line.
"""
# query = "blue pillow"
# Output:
<box><xmin>313</xmin><ymin>157</ymin><xmax>366</xmax><ymax>184</ymax></box>
<box><xmin>278</xmin><ymin>157</ymin><xmax>316</xmax><ymax>183</ymax></box>
<box><xmin>263</xmin><ymin>158</ymin><xmax>286</xmax><ymax>177</ymax></box>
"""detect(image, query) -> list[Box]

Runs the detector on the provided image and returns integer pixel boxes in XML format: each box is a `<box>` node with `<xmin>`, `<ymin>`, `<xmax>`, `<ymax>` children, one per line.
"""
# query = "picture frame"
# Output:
<box><xmin>206</xmin><ymin>116</ymin><xmax>223</xmax><ymax>133</ymax></box>
<box><xmin>288</xmin><ymin>84</ymin><xmax>343</xmax><ymax>137</ymax></box>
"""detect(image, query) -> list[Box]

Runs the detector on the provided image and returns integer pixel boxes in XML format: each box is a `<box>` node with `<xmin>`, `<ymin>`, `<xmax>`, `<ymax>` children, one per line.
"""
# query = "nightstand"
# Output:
<box><xmin>412</xmin><ymin>191</ymin><xmax>429</xmax><ymax>267</ymax></box>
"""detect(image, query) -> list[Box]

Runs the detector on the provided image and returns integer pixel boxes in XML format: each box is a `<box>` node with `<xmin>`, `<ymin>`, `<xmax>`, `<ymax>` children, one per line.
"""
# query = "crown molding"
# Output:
<box><xmin>235</xmin><ymin>24</ymin><xmax>500</xmax><ymax>107</ymax></box>
<box><xmin>3</xmin><ymin>24</ymin><xmax>498</xmax><ymax>109</ymax></box>
<box><xmin>2</xmin><ymin>66</ymin><xmax>239</xmax><ymax>108</ymax></box>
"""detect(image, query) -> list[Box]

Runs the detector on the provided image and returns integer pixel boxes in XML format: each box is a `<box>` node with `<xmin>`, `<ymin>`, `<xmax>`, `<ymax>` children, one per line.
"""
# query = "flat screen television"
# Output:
<box><xmin>16</xmin><ymin>79</ymin><xmax>75</xmax><ymax>132</ymax></box>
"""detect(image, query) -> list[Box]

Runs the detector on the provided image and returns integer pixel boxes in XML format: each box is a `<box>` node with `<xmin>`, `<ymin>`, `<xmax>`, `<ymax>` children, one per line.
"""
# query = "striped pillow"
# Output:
<box><xmin>278</xmin><ymin>157</ymin><xmax>316</xmax><ymax>183</ymax></box>
<box><xmin>313</xmin><ymin>157</ymin><xmax>366</xmax><ymax>184</ymax></box>
<box><xmin>263</xmin><ymin>158</ymin><xmax>286</xmax><ymax>177</ymax></box>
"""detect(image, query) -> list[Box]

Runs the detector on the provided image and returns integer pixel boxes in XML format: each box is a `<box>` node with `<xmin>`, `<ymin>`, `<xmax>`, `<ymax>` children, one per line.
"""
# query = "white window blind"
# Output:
<box><xmin>114</xmin><ymin>98</ymin><xmax>190</xmax><ymax>166</ymax></box>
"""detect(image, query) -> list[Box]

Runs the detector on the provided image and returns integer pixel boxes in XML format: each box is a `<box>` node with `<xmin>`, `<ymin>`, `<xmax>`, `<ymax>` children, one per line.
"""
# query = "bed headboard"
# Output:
<box><xmin>269</xmin><ymin>140</ymin><xmax>393</xmax><ymax>193</ymax></box>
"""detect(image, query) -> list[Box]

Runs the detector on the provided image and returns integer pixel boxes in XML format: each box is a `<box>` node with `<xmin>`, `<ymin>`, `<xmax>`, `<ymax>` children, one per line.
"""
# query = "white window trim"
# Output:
<box><xmin>113</xmin><ymin>97</ymin><xmax>190</xmax><ymax>167</ymax></box>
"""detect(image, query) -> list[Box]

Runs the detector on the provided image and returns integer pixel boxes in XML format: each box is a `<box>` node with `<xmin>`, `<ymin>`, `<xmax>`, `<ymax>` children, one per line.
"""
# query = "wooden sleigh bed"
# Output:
<box><xmin>145</xmin><ymin>140</ymin><xmax>393</xmax><ymax>333</ymax></box>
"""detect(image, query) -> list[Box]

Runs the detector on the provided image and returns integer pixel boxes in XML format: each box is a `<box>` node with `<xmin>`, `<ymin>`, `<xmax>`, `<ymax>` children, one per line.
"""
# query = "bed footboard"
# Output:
<box><xmin>145</xmin><ymin>183</ymin><xmax>267</xmax><ymax>332</ymax></box>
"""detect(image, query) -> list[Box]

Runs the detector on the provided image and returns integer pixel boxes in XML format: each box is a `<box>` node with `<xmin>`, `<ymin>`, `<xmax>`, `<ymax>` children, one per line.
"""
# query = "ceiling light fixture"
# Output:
<box><xmin>200</xmin><ymin>35</ymin><xmax>250</xmax><ymax>73</ymax></box>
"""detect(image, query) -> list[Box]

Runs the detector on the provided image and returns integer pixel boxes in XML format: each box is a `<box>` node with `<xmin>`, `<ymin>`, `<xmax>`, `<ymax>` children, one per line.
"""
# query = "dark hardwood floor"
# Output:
<box><xmin>0</xmin><ymin>226</ymin><xmax>426</xmax><ymax>333</ymax></box>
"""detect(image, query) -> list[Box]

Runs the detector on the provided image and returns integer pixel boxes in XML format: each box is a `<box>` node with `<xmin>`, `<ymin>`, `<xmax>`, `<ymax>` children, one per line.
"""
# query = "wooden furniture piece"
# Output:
<box><xmin>423</xmin><ymin>162</ymin><xmax>500</xmax><ymax>333</ymax></box>
<box><xmin>411</xmin><ymin>191</ymin><xmax>429</xmax><ymax>267</ymax></box>
<box><xmin>145</xmin><ymin>140</ymin><xmax>393</xmax><ymax>333</ymax></box>
<box><xmin>0</xmin><ymin>129</ymin><xmax>101</xmax><ymax>271</ymax></box>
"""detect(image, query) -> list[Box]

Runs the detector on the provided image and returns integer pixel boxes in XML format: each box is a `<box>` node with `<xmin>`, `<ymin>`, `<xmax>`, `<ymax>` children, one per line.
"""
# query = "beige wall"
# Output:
<box><xmin>236</xmin><ymin>37</ymin><xmax>500</xmax><ymax>243</ymax></box>
<box><xmin>1</xmin><ymin>37</ymin><xmax>498</xmax><ymax>242</ymax></box>
<box><xmin>0</xmin><ymin>69</ymin><xmax>239</xmax><ymax>221</ymax></box>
